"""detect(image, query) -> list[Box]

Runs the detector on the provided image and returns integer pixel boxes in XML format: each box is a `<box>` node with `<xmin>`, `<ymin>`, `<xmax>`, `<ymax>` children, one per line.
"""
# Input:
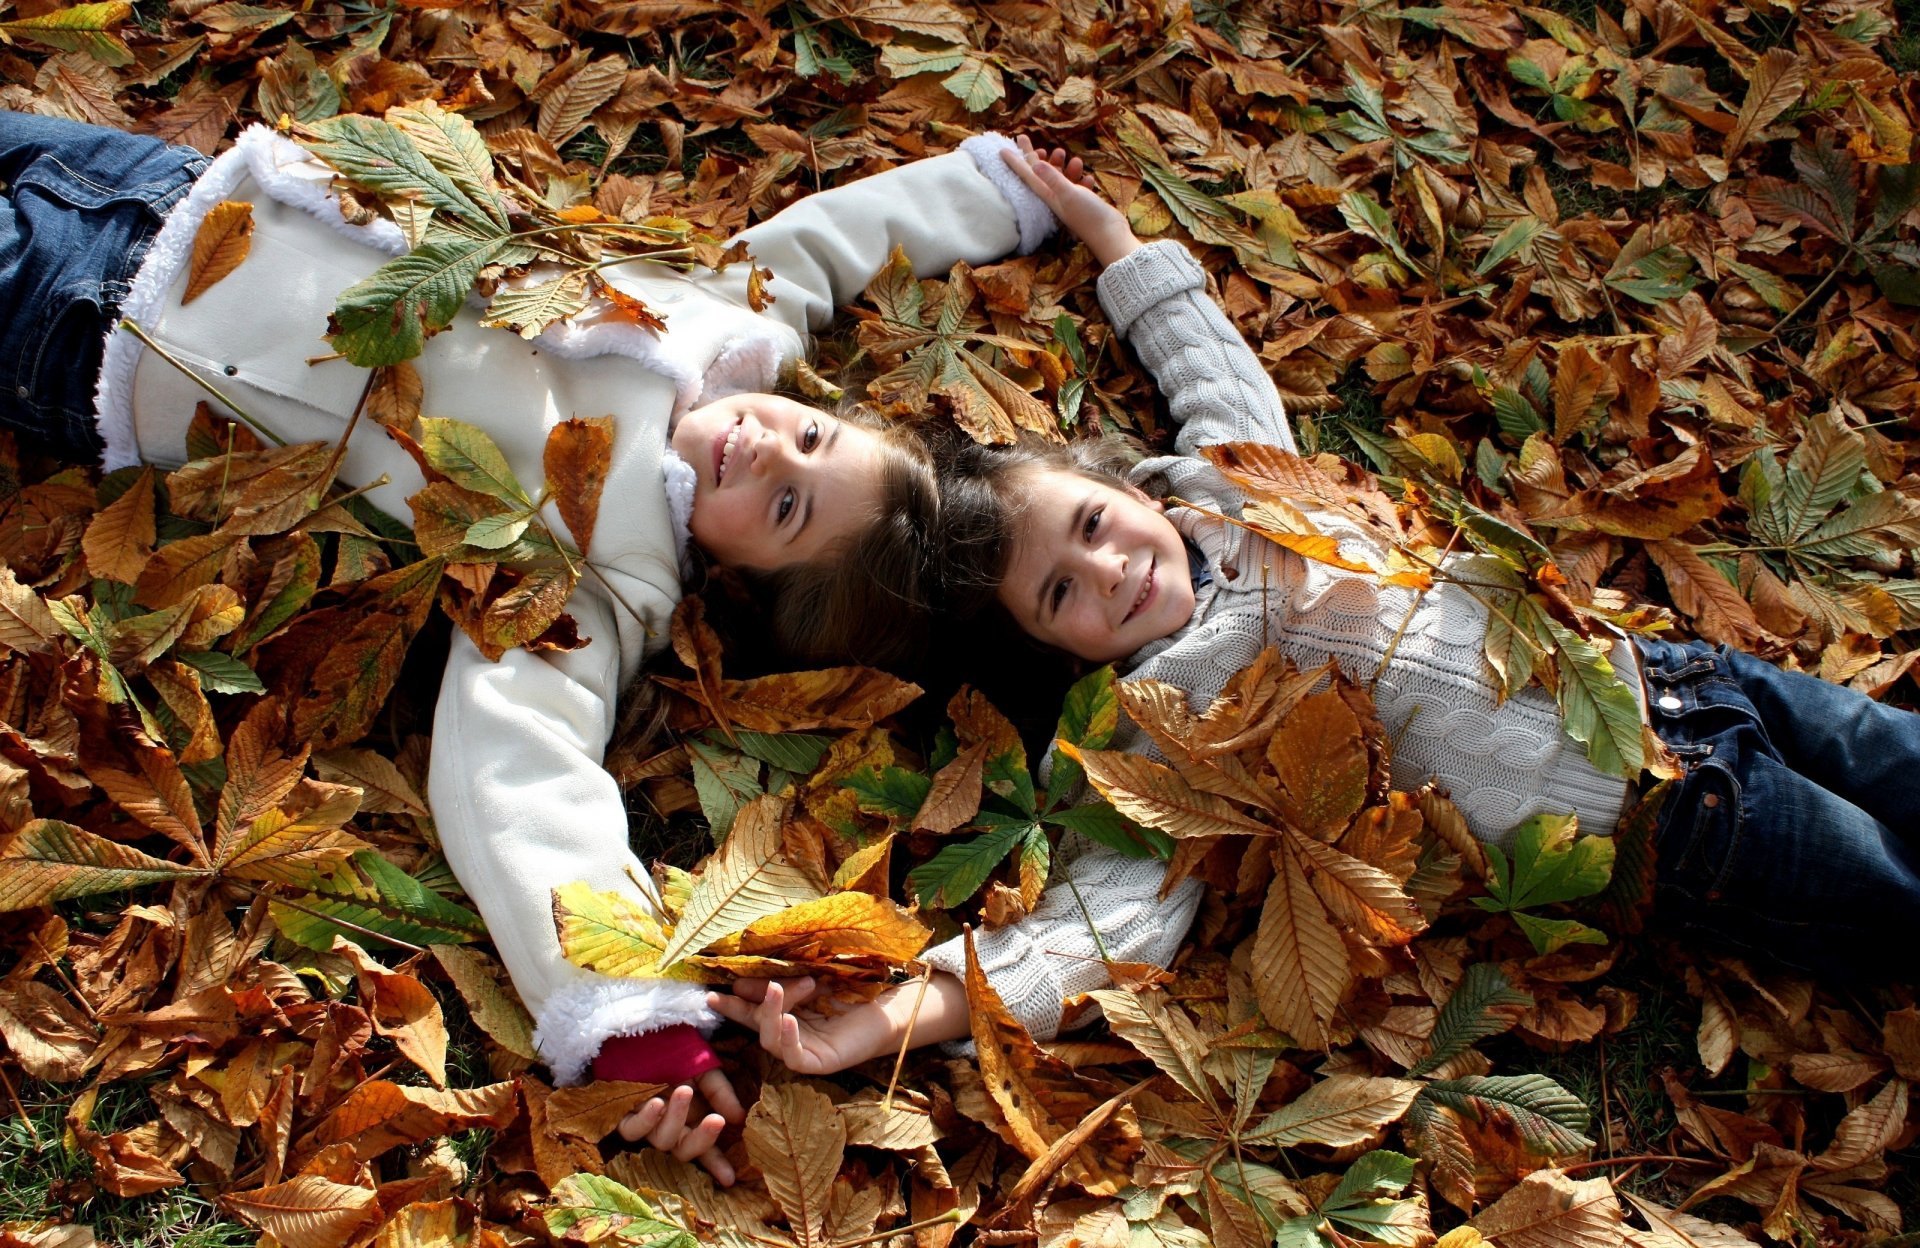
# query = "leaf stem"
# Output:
<box><xmin>0</xmin><ymin>1062</ymin><xmax>35</xmax><ymax>1147</ymax></box>
<box><xmin>881</xmin><ymin>965</ymin><xmax>934</xmax><ymax>1114</ymax></box>
<box><xmin>116</xmin><ymin>319</ymin><xmax>287</xmax><ymax>447</ymax></box>
<box><xmin>1559</xmin><ymin>1153</ymin><xmax>1714</xmax><ymax>1175</ymax></box>
<box><xmin>831</xmin><ymin>1209</ymin><xmax>965</xmax><ymax>1248</ymax></box>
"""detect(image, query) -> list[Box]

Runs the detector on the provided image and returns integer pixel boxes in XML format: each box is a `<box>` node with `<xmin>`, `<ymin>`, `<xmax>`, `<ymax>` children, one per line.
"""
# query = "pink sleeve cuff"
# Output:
<box><xmin>591</xmin><ymin>1024</ymin><xmax>720</xmax><ymax>1085</ymax></box>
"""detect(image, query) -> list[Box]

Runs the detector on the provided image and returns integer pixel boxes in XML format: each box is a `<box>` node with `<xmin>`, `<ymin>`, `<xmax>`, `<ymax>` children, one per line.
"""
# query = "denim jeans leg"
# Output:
<box><xmin>1641</xmin><ymin>638</ymin><xmax>1920</xmax><ymax>982</ymax></box>
<box><xmin>0</xmin><ymin>112</ymin><xmax>208</xmax><ymax>460</ymax></box>
<box><xmin>1714</xmin><ymin>644</ymin><xmax>1920</xmax><ymax>831</ymax></box>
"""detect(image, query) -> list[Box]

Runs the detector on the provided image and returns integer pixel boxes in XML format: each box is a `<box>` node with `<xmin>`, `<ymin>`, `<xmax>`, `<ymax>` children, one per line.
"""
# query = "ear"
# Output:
<box><xmin>1123</xmin><ymin>481</ymin><xmax>1163</xmax><ymax>510</ymax></box>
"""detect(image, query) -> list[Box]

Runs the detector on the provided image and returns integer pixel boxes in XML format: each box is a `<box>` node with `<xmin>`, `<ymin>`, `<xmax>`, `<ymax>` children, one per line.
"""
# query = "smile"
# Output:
<box><xmin>1123</xmin><ymin>557</ymin><xmax>1157</xmax><ymax>623</ymax></box>
<box><xmin>713</xmin><ymin>418</ymin><xmax>742</xmax><ymax>485</ymax></box>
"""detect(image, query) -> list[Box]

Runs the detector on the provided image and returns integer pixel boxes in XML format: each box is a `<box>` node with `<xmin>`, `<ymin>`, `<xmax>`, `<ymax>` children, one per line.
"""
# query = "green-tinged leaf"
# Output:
<box><xmin>462</xmin><ymin>511</ymin><xmax>534</xmax><ymax>550</ymax></box>
<box><xmin>879</xmin><ymin>41</ymin><xmax>965</xmax><ymax>77</ymax></box>
<box><xmin>1482</xmin><ymin>812</ymin><xmax>1615</xmax><ymax>910</ymax></box>
<box><xmin>1320</xmin><ymin>1151</ymin><xmax>1424</xmax><ymax>1245</ymax></box>
<box><xmin>1043</xmin><ymin>802</ymin><xmax>1171</xmax><ymax>858</ymax></box>
<box><xmin>793</xmin><ymin>22</ymin><xmax>856</xmax><ymax>83</ymax></box>
<box><xmin>1417</xmin><ymin>1074</ymin><xmax>1595</xmax><ymax>1156</ymax></box>
<box><xmin>1339</xmin><ymin>192</ymin><xmax>1414</xmax><ymax>268</ymax></box>
<box><xmin>1047</xmin><ymin>664</ymin><xmax>1119</xmax><ymax>805</ymax></box>
<box><xmin>733</xmin><ymin>730</ymin><xmax>832</xmax><ymax>774</ymax></box>
<box><xmin>551</xmin><ymin>880</ymin><xmax>704</xmax><ymax>982</ymax></box>
<box><xmin>177</xmin><ymin>648</ymin><xmax>266</xmax><ymax>695</ymax></box>
<box><xmin>269</xmin><ymin>850</ymin><xmax>485</xmax><ymax>951</ymax></box>
<box><xmin>1512</xmin><ymin>911</ymin><xmax>1609</xmax><ymax>954</ymax></box>
<box><xmin>545</xmin><ymin>1172</ymin><xmax>698</xmax><ymax>1247</ymax></box>
<box><xmin>1477</xmin><ymin>218</ymin><xmax>1547</xmax><ymax>277</ymax></box>
<box><xmin>417</xmin><ymin>418</ymin><xmax>531</xmax><ymax>506</ymax></box>
<box><xmin>688</xmin><ymin>738</ymin><xmax>763</xmax><ymax>842</ymax></box>
<box><xmin>302</xmin><ymin>113</ymin><xmax>506</xmax><ymax>230</ymax></box>
<box><xmin>386</xmin><ymin>100</ymin><xmax>502</xmax><ymax>218</ymax></box>
<box><xmin>1544</xmin><ymin>619</ymin><xmax>1644</xmax><ymax>776</ymax></box>
<box><xmin>328</xmin><ymin>233</ymin><xmax>505</xmax><ymax>367</ymax></box>
<box><xmin>0</xmin><ymin>819</ymin><xmax>205</xmax><ymax>910</ymax></box>
<box><xmin>1408</xmin><ymin>963</ymin><xmax>1532</xmax><ymax>1076</ymax></box>
<box><xmin>842</xmin><ymin>765</ymin><xmax>932</xmax><ymax>818</ymax></box>
<box><xmin>905</xmin><ymin>822</ymin><xmax>1028</xmax><ymax>908</ymax></box>
<box><xmin>943</xmin><ymin>56</ymin><xmax>1004</xmax><ymax>111</ymax></box>
<box><xmin>482</xmin><ymin>272</ymin><xmax>591</xmax><ymax>340</ymax></box>
<box><xmin>0</xmin><ymin>1</ymin><xmax>133</xmax><ymax>65</ymax></box>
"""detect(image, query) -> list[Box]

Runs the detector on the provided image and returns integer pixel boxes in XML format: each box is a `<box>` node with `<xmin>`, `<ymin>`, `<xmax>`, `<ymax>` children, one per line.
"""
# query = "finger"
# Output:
<box><xmin>672</xmin><ymin>1112</ymin><xmax>727</xmax><ymax>1163</ymax></box>
<box><xmin>649</xmin><ymin>1085</ymin><xmax>695</xmax><ymax>1148</ymax></box>
<box><xmin>1044</xmin><ymin>146</ymin><xmax>1070</xmax><ymax>169</ymax></box>
<box><xmin>697</xmin><ymin>1145</ymin><xmax>738</xmax><ymax>1187</ymax></box>
<box><xmin>619</xmin><ymin>1098</ymin><xmax>666</xmax><ymax>1142</ymax></box>
<box><xmin>698</xmin><ymin>1068</ymin><xmax>747</xmax><ymax>1124</ymax></box>
<box><xmin>707</xmin><ymin>991</ymin><xmax>757</xmax><ymax>1027</ymax></box>
<box><xmin>779</xmin><ymin>975</ymin><xmax>820</xmax><ymax>1010</ymax></box>
<box><xmin>779</xmin><ymin>1013</ymin><xmax>815</xmax><ymax>1074</ymax></box>
<box><xmin>1016</xmin><ymin>134</ymin><xmax>1036</xmax><ymax>157</ymax></box>
<box><xmin>731</xmin><ymin>978</ymin><xmax>773</xmax><ymax>1003</ymax></box>
<box><xmin>999</xmin><ymin>146</ymin><xmax>1051</xmax><ymax>194</ymax></box>
<box><xmin>757</xmin><ymin>981</ymin><xmax>788</xmax><ymax>1053</ymax></box>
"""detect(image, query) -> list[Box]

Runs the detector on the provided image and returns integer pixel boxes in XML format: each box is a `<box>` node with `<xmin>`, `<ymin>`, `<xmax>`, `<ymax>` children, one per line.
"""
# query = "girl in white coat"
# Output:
<box><xmin>0</xmin><ymin>110</ymin><xmax>1061</xmax><ymax>1180</ymax></box>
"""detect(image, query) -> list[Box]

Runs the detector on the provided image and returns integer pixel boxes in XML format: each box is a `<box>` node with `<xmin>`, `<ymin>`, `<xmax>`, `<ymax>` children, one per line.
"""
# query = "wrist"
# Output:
<box><xmin>879</xmin><ymin>971</ymin><xmax>972</xmax><ymax>1052</ymax></box>
<box><xmin>1091</xmin><ymin>229</ymin><xmax>1144</xmax><ymax>268</ymax></box>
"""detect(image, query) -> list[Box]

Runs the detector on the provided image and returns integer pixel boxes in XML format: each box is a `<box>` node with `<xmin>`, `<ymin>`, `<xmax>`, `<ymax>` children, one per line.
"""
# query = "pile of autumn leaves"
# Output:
<box><xmin>0</xmin><ymin>399</ymin><xmax>1915</xmax><ymax>1248</ymax></box>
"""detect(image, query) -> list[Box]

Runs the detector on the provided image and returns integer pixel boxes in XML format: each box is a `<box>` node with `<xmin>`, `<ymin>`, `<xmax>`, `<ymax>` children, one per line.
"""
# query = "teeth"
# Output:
<box><xmin>1133</xmin><ymin>567</ymin><xmax>1152</xmax><ymax>610</ymax></box>
<box><xmin>719</xmin><ymin>424</ymin><xmax>739</xmax><ymax>480</ymax></box>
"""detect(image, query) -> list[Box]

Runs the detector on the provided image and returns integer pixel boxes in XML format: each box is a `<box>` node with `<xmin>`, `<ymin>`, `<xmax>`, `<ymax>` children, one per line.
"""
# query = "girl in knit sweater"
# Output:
<box><xmin>1</xmin><ymin>112</ymin><xmax>1067</xmax><ymax>1181</ymax></box>
<box><xmin>716</xmin><ymin>141</ymin><xmax>1920</xmax><ymax>1077</ymax></box>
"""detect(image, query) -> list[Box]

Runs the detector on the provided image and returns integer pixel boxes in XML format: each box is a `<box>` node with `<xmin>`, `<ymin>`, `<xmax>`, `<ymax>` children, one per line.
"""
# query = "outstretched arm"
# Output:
<box><xmin>999</xmin><ymin>140</ymin><xmax>1296</xmax><ymax>456</ymax></box>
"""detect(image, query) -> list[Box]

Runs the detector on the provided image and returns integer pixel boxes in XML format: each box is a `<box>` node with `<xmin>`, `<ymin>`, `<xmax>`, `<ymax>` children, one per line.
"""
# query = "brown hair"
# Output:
<box><xmin>935</xmin><ymin>433</ymin><xmax>1140</xmax><ymax>624</ymax></box>
<box><xmin>734</xmin><ymin>413</ymin><xmax>940</xmax><ymax>669</ymax></box>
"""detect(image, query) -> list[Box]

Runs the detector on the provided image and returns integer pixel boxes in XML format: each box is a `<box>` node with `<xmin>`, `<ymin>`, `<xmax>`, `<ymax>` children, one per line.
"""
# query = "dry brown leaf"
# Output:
<box><xmin>182</xmin><ymin>201</ymin><xmax>254</xmax><ymax>304</ymax></box>
<box><xmin>82</xmin><ymin>467</ymin><xmax>156</xmax><ymax>584</ymax></box>
<box><xmin>1471</xmin><ymin>1169</ymin><xmax>1624</xmax><ymax>1247</ymax></box>
<box><xmin>334</xmin><ymin>940</ymin><xmax>448</xmax><ymax>1088</ymax></box>
<box><xmin>543</xmin><ymin>416</ymin><xmax>613</xmax><ymax>557</ymax></box>
<box><xmin>744</xmin><ymin>1081</ymin><xmax>844</xmax><ymax>1248</ymax></box>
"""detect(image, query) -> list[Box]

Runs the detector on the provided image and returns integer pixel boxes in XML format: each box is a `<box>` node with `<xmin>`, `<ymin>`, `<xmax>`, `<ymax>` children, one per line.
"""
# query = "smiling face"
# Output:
<box><xmin>994</xmin><ymin>466</ymin><xmax>1195</xmax><ymax>664</ymax></box>
<box><xmin>671</xmin><ymin>393</ymin><xmax>886</xmax><ymax>573</ymax></box>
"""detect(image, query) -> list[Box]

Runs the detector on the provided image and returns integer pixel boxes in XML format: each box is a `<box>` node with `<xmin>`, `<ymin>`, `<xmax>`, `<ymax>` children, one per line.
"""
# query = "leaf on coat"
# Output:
<box><xmin>182</xmin><ymin>201</ymin><xmax>255</xmax><ymax>304</ymax></box>
<box><xmin>544</xmin><ymin>415</ymin><xmax>614</xmax><ymax>556</ymax></box>
<box><xmin>657</xmin><ymin>794</ymin><xmax>825</xmax><ymax>968</ymax></box>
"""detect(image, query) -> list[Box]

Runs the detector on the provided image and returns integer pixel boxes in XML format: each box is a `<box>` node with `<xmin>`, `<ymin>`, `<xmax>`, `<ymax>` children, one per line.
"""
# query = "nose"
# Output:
<box><xmin>745</xmin><ymin>424</ymin><xmax>781</xmax><ymax>476</ymax></box>
<box><xmin>1091</xmin><ymin>546</ymin><xmax>1127</xmax><ymax>596</ymax></box>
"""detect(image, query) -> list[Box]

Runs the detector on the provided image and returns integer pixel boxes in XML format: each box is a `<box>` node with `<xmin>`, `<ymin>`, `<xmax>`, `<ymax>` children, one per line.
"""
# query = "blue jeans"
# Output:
<box><xmin>1640</xmin><ymin>637</ymin><xmax>1920</xmax><ymax>981</ymax></box>
<box><xmin>0</xmin><ymin>112</ymin><xmax>207</xmax><ymax>461</ymax></box>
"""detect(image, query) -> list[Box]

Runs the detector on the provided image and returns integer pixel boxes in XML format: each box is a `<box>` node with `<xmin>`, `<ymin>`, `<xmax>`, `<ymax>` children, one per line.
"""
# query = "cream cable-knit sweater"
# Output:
<box><xmin>100</xmin><ymin>127</ymin><xmax>1053</xmax><ymax>1083</ymax></box>
<box><xmin>924</xmin><ymin>241</ymin><xmax>1639</xmax><ymax>1042</ymax></box>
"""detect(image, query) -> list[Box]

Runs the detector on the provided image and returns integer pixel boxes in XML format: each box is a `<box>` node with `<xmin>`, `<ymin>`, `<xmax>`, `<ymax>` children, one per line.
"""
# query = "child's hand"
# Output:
<box><xmin>708</xmin><ymin>972</ymin><xmax>974</xmax><ymax>1076</ymax></box>
<box><xmin>616</xmin><ymin>1068</ymin><xmax>745</xmax><ymax>1186</ymax></box>
<box><xmin>999</xmin><ymin>136</ymin><xmax>1142</xmax><ymax>268</ymax></box>
<box><xmin>707</xmin><ymin>978</ymin><xmax>897</xmax><ymax>1075</ymax></box>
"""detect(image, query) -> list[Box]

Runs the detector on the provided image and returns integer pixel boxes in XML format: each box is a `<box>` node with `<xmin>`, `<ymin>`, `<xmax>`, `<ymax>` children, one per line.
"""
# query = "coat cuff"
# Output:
<box><xmin>1096</xmin><ymin>239</ymin><xmax>1208</xmax><ymax>340</ymax></box>
<box><xmin>592</xmin><ymin>1025</ymin><xmax>720</xmax><ymax>1085</ymax></box>
<box><xmin>535</xmin><ymin>975</ymin><xmax>721</xmax><ymax>1086</ymax></box>
<box><xmin>959</xmin><ymin>133</ymin><xmax>1057</xmax><ymax>255</ymax></box>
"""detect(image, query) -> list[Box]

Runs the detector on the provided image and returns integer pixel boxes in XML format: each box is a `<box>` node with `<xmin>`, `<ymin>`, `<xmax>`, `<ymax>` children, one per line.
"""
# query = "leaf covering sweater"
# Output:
<box><xmin>925</xmin><ymin>241</ymin><xmax>1639</xmax><ymax>1042</ymax></box>
<box><xmin>96</xmin><ymin>125</ymin><xmax>1055</xmax><ymax>1084</ymax></box>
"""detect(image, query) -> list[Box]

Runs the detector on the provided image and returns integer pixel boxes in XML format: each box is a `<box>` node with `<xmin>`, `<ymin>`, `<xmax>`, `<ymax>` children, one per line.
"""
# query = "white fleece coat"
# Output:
<box><xmin>100</xmin><ymin>126</ymin><xmax>1053</xmax><ymax>1084</ymax></box>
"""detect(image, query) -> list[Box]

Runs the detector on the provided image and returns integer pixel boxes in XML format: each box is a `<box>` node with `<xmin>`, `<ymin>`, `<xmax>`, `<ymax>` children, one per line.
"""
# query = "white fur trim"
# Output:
<box><xmin>960</xmin><ymin>133</ymin><xmax>1057</xmax><ymax>255</ymax></box>
<box><xmin>533</xmin><ymin>295</ymin><xmax>793</xmax><ymax>418</ymax></box>
<box><xmin>661</xmin><ymin>447</ymin><xmax>697</xmax><ymax>574</ymax></box>
<box><xmin>535</xmin><ymin>974</ymin><xmax>722</xmax><ymax>1087</ymax></box>
<box><xmin>95</xmin><ymin>125</ymin><xmax>405</xmax><ymax>469</ymax></box>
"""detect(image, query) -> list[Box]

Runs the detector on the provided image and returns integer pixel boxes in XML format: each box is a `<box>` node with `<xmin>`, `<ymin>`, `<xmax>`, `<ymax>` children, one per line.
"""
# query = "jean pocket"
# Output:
<box><xmin>1656</xmin><ymin>755</ymin><xmax>1744</xmax><ymax>899</ymax></box>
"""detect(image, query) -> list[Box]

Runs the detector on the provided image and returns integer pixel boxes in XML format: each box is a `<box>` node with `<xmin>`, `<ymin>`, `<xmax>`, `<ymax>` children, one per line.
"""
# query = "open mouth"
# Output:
<box><xmin>712</xmin><ymin>418</ymin><xmax>743</xmax><ymax>485</ymax></box>
<box><xmin>1122</xmin><ymin>557</ymin><xmax>1157</xmax><ymax>624</ymax></box>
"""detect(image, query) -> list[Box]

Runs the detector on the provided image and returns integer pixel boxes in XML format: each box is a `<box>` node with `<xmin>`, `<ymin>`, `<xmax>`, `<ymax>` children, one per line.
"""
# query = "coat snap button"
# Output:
<box><xmin>1657</xmin><ymin>694</ymin><xmax>1682</xmax><ymax>711</ymax></box>
<box><xmin>1702</xmin><ymin>793</ymin><xmax>1719</xmax><ymax>808</ymax></box>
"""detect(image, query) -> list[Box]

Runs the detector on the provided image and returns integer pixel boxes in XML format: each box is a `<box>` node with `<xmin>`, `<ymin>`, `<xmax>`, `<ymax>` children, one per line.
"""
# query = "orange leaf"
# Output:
<box><xmin>223</xmin><ymin>1174</ymin><xmax>382</xmax><ymax>1248</ymax></box>
<box><xmin>544</xmin><ymin>415</ymin><xmax>613</xmax><ymax>556</ymax></box>
<box><xmin>334</xmin><ymin>940</ymin><xmax>448</xmax><ymax>1087</ymax></box>
<box><xmin>82</xmin><ymin>466</ymin><xmax>156</xmax><ymax>584</ymax></box>
<box><xmin>182</xmin><ymin>200</ymin><xmax>254</xmax><ymax>304</ymax></box>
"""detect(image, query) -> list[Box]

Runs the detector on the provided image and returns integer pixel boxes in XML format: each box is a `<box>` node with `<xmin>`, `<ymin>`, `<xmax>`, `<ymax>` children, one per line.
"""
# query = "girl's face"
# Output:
<box><xmin>672</xmin><ymin>393</ymin><xmax>885</xmax><ymax>572</ymax></box>
<box><xmin>994</xmin><ymin>467</ymin><xmax>1195</xmax><ymax>664</ymax></box>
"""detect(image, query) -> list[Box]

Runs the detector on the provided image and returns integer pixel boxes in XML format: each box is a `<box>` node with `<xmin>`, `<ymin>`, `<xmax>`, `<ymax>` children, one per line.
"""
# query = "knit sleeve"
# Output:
<box><xmin>1095</xmin><ymin>240</ymin><xmax>1296</xmax><ymax>457</ymax></box>
<box><xmin>918</xmin><ymin>835</ymin><xmax>1205</xmax><ymax>1041</ymax></box>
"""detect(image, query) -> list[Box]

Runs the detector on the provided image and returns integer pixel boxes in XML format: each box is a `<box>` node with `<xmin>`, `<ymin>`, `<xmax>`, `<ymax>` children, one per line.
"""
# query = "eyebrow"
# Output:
<box><xmin>788</xmin><ymin>420</ymin><xmax>842</xmax><ymax>546</ymax></box>
<box><xmin>1034</xmin><ymin>496</ymin><xmax>1096</xmax><ymax>619</ymax></box>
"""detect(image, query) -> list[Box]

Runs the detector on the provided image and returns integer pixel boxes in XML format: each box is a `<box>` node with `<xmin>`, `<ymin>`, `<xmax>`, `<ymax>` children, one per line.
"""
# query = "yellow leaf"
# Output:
<box><xmin>551</xmin><ymin>880</ymin><xmax>706</xmax><ymax>983</ymax></box>
<box><xmin>658</xmin><ymin>795</ymin><xmax>825</xmax><ymax>968</ymax></box>
<box><xmin>182</xmin><ymin>201</ymin><xmax>255</xmax><ymax>305</ymax></box>
<box><xmin>1288</xmin><ymin>829</ymin><xmax>1427</xmax><ymax>944</ymax></box>
<box><xmin>735</xmin><ymin>890</ymin><xmax>930</xmax><ymax>964</ymax></box>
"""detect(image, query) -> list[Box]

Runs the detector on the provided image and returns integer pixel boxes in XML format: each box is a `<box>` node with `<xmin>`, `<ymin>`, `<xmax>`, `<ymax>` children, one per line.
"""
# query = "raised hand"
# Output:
<box><xmin>1000</xmin><ymin>135</ymin><xmax>1143</xmax><ymax>267</ymax></box>
<box><xmin>615</xmin><ymin>1066</ymin><xmax>746</xmax><ymax>1186</ymax></box>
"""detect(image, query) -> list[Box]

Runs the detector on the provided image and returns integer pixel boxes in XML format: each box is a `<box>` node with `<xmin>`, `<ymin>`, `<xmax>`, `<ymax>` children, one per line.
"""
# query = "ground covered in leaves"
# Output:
<box><xmin>2</xmin><ymin>0</ymin><xmax>1920</xmax><ymax>1246</ymax></box>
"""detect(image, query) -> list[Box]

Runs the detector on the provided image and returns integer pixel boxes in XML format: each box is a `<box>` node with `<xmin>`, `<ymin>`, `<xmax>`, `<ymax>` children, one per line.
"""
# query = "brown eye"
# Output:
<box><xmin>1083</xmin><ymin>507</ymin><xmax>1103</xmax><ymax>541</ymax></box>
<box><xmin>778</xmin><ymin>488</ymin><xmax>796</xmax><ymax>523</ymax></box>
<box><xmin>802</xmin><ymin>421</ymin><xmax>821</xmax><ymax>452</ymax></box>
